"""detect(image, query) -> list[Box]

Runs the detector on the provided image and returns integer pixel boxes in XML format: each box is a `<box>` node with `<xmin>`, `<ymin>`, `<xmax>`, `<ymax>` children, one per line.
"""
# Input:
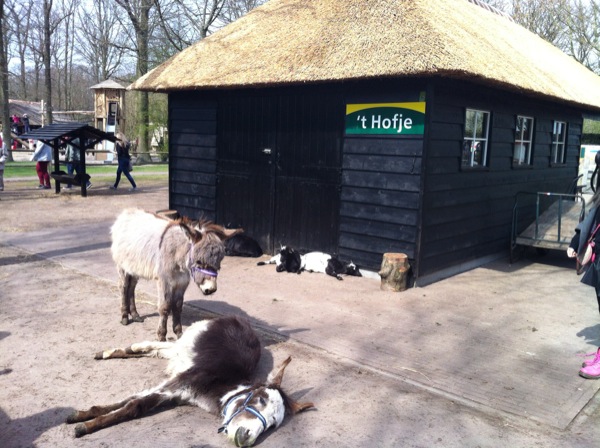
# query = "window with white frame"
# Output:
<box><xmin>551</xmin><ymin>121</ymin><xmax>567</xmax><ymax>164</ymax></box>
<box><xmin>513</xmin><ymin>115</ymin><xmax>534</xmax><ymax>166</ymax></box>
<box><xmin>462</xmin><ymin>109</ymin><xmax>490</xmax><ymax>168</ymax></box>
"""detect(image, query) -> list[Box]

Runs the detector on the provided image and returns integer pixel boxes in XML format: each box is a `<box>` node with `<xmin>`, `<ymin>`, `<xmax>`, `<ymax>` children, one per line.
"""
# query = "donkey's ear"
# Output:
<box><xmin>267</xmin><ymin>356</ymin><xmax>292</xmax><ymax>387</ymax></box>
<box><xmin>287</xmin><ymin>399</ymin><xmax>315</xmax><ymax>415</ymax></box>
<box><xmin>180</xmin><ymin>222</ymin><xmax>198</xmax><ymax>241</ymax></box>
<box><xmin>222</xmin><ymin>227</ymin><xmax>243</xmax><ymax>239</ymax></box>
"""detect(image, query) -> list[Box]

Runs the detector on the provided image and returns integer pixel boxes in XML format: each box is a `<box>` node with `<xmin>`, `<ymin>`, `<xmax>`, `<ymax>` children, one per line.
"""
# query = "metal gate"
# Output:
<box><xmin>217</xmin><ymin>87</ymin><xmax>343</xmax><ymax>254</ymax></box>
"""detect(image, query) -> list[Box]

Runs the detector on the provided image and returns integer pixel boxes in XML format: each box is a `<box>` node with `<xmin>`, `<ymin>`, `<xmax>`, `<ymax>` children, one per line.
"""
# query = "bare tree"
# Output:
<box><xmin>77</xmin><ymin>0</ymin><xmax>127</xmax><ymax>83</ymax></box>
<box><xmin>220</xmin><ymin>0</ymin><xmax>265</xmax><ymax>24</ymax></box>
<box><xmin>1</xmin><ymin>0</ymin><xmax>13</xmax><ymax>155</ymax></box>
<box><xmin>152</xmin><ymin>0</ymin><xmax>225</xmax><ymax>54</ymax></box>
<box><xmin>562</xmin><ymin>0</ymin><xmax>600</xmax><ymax>72</ymax></box>
<box><xmin>115</xmin><ymin>0</ymin><xmax>155</xmax><ymax>162</ymax></box>
<box><xmin>6</xmin><ymin>0</ymin><xmax>33</xmax><ymax>100</ymax></box>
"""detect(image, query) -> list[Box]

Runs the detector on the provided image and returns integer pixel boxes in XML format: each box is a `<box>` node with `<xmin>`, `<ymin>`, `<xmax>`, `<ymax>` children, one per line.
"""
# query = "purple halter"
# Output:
<box><xmin>188</xmin><ymin>243</ymin><xmax>218</xmax><ymax>277</ymax></box>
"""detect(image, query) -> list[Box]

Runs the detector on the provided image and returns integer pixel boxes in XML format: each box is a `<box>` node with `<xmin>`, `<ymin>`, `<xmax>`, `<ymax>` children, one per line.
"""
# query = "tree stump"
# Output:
<box><xmin>156</xmin><ymin>209</ymin><xmax>180</xmax><ymax>220</ymax></box>
<box><xmin>378</xmin><ymin>253</ymin><xmax>410</xmax><ymax>292</ymax></box>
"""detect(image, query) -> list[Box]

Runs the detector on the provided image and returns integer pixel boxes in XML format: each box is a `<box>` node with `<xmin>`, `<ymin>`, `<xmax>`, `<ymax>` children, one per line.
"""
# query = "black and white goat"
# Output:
<box><xmin>66</xmin><ymin>316</ymin><xmax>313</xmax><ymax>446</ymax></box>
<box><xmin>300</xmin><ymin>252</ymin><xmax>362</xmax><ymax>280</ymax></box>
<box><xmin>257</xmin><ymin>246</ymin><xmax>302</xmax><ymax>273</ymax></box>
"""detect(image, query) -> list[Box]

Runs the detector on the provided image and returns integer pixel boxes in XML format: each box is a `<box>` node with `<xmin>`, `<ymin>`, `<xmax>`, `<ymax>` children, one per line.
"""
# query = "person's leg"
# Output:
<box><xmin>594</xmin><ymin>284</ymin><xmax>600</xmax><ymax>314</ymax></box>
<box><xmin>67</xmin><ymin>162</ymin><xmax>74</xmax><ymax>188</ymax></box>
<box><xmin>113</xmin><ymin>161</ymin><xmax>123</xmax><ymax>188</ymax></box>
<box><xmin>41</xmin><ymin>162</ymin><xmax>51</xmax><ymax>188</ymax></box>
<box><xmin>0</xmin><ymin>168</ymin><xmax>4</xmax><ymax>190</ymax></box>
<box><xmin>36</xmin><ymin>162</ymin><xmax>44</xmax><ymax>187</ymax></box>
<box><xmin>124</xmin><ymin>169</ymin><xmax>136</xmax><ymax>189</ymax></box>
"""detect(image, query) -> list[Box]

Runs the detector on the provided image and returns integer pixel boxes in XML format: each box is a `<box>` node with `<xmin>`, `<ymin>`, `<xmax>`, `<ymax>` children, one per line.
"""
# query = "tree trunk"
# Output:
<box><xmin>136</xmin><ymin>0</ymin><xmax>151</xmax><ymax>163</ymax></box>
<box><xmin>0</xmin><ymin>0</ymin><xmax>13</xmax><ymax>158</ymax></box>
<box><xmin>378</xmin><ymin>253</ymin><xmax>411</xmax><ymax>292</ymax></box>
<box><xmin>43</xmin><ymin>0</ymin><xmax>53</xmax><ymax>125</ymax></box>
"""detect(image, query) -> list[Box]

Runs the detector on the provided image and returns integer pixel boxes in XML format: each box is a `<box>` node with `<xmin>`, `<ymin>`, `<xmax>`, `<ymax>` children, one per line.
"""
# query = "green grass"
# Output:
<box><xmin>4</xmin><ymin>161</ymin><xmax>168</xmax><ymax>179</ymax></box>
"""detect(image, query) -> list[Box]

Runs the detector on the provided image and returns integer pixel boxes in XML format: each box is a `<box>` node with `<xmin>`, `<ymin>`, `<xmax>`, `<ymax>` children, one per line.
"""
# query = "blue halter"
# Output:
<box><xmin>218</xmin><ymin>391</ymin><xmax>268</xmax><ymax>434</ymax></box>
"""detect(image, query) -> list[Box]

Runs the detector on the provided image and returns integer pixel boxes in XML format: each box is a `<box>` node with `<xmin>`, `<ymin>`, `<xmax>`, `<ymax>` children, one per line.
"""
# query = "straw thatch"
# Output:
<box><xmin>130</xmin><ymin>0</ymin><xmax>600</xmax><ymax>112</ymax></box>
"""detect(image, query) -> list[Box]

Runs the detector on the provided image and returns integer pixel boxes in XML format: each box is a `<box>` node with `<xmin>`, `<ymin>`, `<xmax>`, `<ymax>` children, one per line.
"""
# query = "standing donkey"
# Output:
<box><xmin>111</xmin><ymin>208</ymin><xmax>238</xmax><ymax>341</ymax></box>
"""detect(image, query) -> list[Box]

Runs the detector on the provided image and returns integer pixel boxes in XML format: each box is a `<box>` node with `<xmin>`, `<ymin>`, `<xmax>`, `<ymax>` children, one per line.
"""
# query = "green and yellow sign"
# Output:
<box><xmin>345</xmin><ymin>102</ymin><xmax>426</xmax><ymax>135</ymax></box>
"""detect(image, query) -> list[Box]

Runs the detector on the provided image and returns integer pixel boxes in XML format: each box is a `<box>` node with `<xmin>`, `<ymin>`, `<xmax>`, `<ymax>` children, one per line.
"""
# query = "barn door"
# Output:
<box><xmin>217</xmin><ymin>88</ymin><xmax>342</xmax><ymax>254</ymax></box>
<box><xmin>273</xmin><ymin>90</ymin><xmax>343</xmax><ymax>253</ymax></box>
<box><xmin>217</xmin><ymin>94</ymin><xmax>277</xmax><ymax>251</ymax></box>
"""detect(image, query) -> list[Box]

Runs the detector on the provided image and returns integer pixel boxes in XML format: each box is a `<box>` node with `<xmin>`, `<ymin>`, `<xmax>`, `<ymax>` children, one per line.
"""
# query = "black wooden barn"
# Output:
<box><xmin>131</xmin><ymin>0</ymin><xmax>600</xmax><ymax>285</ymax></box>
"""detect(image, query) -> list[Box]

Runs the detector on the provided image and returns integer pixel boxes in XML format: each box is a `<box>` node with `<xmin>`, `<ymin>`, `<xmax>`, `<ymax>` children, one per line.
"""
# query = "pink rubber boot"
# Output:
<box><xmin>580</xmin><ymin>360</ymin><xmax>600</xmax><ymax>379</ymax></box>
<box><xmin>582</xmin><ymin>347</ymin><xmax>600</xmax><ymax>367</ymax></box>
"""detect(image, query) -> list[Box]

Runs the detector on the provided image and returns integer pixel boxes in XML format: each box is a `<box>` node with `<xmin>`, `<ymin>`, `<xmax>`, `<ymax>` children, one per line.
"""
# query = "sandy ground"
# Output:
<box><xmin>2</xmin><ymin>178</ymin><xmax>600</xmax><ymax>447</ymax></box>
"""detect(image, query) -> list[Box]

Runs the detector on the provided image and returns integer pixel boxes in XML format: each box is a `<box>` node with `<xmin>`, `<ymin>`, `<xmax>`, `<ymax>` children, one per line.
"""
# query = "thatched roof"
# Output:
<box><xmin>130</xmin><ymin>0</ymin><xmax>600</xmax><ymax>112</ymax></box>
<box><xmin>90</xmin><ymin>79</ymin><xmax>127</xmax><ymax>90</ymax></box>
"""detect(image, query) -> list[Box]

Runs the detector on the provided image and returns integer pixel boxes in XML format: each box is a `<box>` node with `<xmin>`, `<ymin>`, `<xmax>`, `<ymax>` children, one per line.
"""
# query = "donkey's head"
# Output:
<box><xmin>183</xmin><ymin>220</ymin><xmax>241</xmax><ymax>295</ymax></box>
<box><xmin>218</xmin><ymin>356</ymin><xmax>314</xmax><ymax>447</ymax></box>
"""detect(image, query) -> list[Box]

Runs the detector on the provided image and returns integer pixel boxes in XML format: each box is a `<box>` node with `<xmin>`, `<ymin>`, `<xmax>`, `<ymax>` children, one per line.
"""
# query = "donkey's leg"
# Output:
<box><xmin>94</xmin><ymin>340</ymin><xmax>175</xmax><ymax>360</ymax></box>
<box><xmin>72</xmin><ymin>393</ymin><xmax>169</xmax><ymax>438</ymax></box>
<box><xmin>117</xmin><ymin>268</ymin><xmax>131</xmax><ymax>326</ymax></box>
<box><xmin>171</xmin><ymin>284</ymin><xmax>188</xmax><ymax>339</ymax></box>
<box><xmin>156</xmin><ymin>279</ymin><xmax>171</xmax><ymax>342</ymax></box>
<box><xmin>67</xmin><ymin>397</ymin><xmax>132</xmax><ymax>423</ymax></box>
<box><xmin>126</xmin><ymin>275</ymin><xmax>143</xmax><ymax>322</ymax></box>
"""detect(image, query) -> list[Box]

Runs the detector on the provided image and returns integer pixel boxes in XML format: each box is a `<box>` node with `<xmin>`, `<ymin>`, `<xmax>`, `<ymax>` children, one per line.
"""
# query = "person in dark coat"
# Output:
<box><xmin>110</xmin><ymin>132</ymin><xmax>137</xmax><ymax>191</ymax></box>
<box><xmin>568</xmin><ymin>189</ymin><xmax>600</xmax><ymax>379</ymax></box>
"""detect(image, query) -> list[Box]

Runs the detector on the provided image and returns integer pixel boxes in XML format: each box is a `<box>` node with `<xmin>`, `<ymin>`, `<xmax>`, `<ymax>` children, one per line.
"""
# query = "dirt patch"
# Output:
<box><xmin>0</xmin><ymin>179</ymin><xmax>171</xmax><ymax>232</ymax></box>
<box><xmin>2</xmin><ymin>179</ymin><xmax>600</xmax><ymax>447</ymax></box>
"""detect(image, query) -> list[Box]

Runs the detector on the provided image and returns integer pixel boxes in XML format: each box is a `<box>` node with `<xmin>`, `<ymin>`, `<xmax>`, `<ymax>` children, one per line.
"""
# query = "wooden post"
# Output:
<box><xmin>378</xmin><ymin>253</ymin><xmax>410</xmax><ymax>292</ymax></box>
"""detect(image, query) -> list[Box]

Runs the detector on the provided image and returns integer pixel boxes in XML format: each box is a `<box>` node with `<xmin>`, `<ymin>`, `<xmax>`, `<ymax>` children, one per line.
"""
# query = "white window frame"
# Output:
<box><xmin>513</xmin><ymin>115</ymin><xmax>534</xmax><ymax>166</ymax></box>
<box><xmin>551</xmin><ymin>121</ymin><xmax>567</xmax><ymax>165</ymax></box>
<box><xmin>462</xmin><ymin>108</ymin><xmax>490</xmax><ymax>168</ymax></box>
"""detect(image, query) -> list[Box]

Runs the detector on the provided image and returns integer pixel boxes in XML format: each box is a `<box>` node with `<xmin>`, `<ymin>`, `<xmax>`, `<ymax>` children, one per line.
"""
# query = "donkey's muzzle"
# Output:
<box><xmin>199</xmin><ymin>278</ymin><xmax>217</xmax><ymax>295</ymax></box>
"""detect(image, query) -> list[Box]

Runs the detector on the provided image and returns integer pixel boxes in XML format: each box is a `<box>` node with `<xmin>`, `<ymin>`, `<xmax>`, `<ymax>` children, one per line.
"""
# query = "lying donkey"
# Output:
<box><xmin>111</xmin><ymin>208</ymin><xmax>239</xmax><ymax>341</ymax></box>
<box><xmin>67</xmin><ymin>316</ymin><xmax>313</xmax><ymax>447</ymax></box>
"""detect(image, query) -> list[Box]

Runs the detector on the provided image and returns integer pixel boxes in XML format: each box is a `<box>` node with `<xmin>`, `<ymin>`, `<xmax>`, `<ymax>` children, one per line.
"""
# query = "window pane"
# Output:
<box><xmin>513</xmin><ymin>143</ymin><xmax>525</xmax><ymax>164</ymax></box>
<box><xmin>463</xmin><ymin>109</ymin><xmax>490</xmax><ymax>168</ymax></box>
<box><xmin>472</xmin><ymin>141</ymin><xmax>484</xmax><ymax>165</ymax></box>
<box><xmin>476</xmin><ymin>112</ymin><xmax>488</xmax><ymax>139</ymax></box>
<box><xmin>522</xmin><ymin>117</ymin><xmax>531</xmax><ymax>140</ymax></box>
<box><xmin>462</xmin><ymin>141</ymin><xmax>473</xmax><ymax>166</ymax></box>
<box><xmin>465</xmin><ymin>110</ymin><xmax>476</xmax><ymax>138</ymax></box>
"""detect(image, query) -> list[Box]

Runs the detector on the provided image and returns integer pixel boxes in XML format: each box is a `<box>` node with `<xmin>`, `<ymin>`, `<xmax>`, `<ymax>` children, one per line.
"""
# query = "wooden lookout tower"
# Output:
<box><xmin>90</xmin><ymin>79</ymin><xmax>126</xmax><ymax>160</ymax></box>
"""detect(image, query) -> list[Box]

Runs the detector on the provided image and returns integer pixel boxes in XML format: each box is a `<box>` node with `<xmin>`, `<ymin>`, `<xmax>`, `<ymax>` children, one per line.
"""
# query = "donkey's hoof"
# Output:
<box><xmin>74</xmin><ymin>423</ymin><xmax>88</xmax><ymax>438</ymax></box>
<box><xmin>66</xmin><ymin>411</ymin><xmax>80</xmax><ymax>424</ymax></box>
<box><xmin>131</xmin><ymin>315</ymin><xmax>144</xmax><ymax>323</ymax></box>
<box><xmin>120</xmin><ymin>317</ymin><xmax>130</xmax><ymax>326</ymax></box>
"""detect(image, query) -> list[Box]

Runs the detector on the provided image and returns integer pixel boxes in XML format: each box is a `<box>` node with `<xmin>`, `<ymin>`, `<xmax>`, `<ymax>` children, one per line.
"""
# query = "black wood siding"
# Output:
<box><xmin>167</xmin><ymin>78</ymin><xmax>585</xmax><ymax>286</ymax></box>
<box><xmin>418</xmin><ymin>80</ymin><xmax>582</xmax><ymax>282</ymax></box>
<box><xmin>169</xmin><ymin>92</ymin><xmax>218</xmax><ymax>220</ymax></box>
<box><xmin>339</xmin><ymin>137</ymin><xmax>423</xmax><ymax>269</ymax></box>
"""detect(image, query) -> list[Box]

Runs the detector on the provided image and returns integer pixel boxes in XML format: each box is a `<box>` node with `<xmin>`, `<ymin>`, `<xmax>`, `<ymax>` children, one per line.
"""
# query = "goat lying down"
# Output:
<box><xmin>257</xmin><ymin>246</ymin><xmax>302</xmax><ymax>273</ymax></box>
<box><xmin>66</xmin><ymin>316</ymin><xmax>313</xmax><ymax>446</ymax></box>
<box><xmin>258</xmin><ymin>247</ymin><xmax>362</xmax><ymax>280</ymax></box>
<box><xmin>300</xmin><ymin>251</ymin><xmax>362</xmax><ymax>281</ymax></box>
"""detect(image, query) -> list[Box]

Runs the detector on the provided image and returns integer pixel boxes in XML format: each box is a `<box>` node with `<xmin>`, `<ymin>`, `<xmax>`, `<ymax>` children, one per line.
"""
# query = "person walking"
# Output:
<box><xmin>31</xmin><ymin>140</ymin><xmax>52</xmax><ymax>189</ymax></box>
<box><xmin>22</xmin><ymin>114</ymin><xmax>30</xmax><ymax>133</ymax></box>
<box><xmin>568</xmin><ymin>189</ymin><xmax>600</xmax><ymax>379</ymax></box>
<box><xmin>110</xmin><ymin>132</ymin><xmax>137</xmax><ymax>191</ymax></box>
<box><xmin>0</xmin><ymin>137</ymin><xmax>9</xmax><ymax>192</ymax></box>
<box><xmin>64</xmin><ymin>137</ymin><xmax>91</xmax><ymax>189</ymax></box>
